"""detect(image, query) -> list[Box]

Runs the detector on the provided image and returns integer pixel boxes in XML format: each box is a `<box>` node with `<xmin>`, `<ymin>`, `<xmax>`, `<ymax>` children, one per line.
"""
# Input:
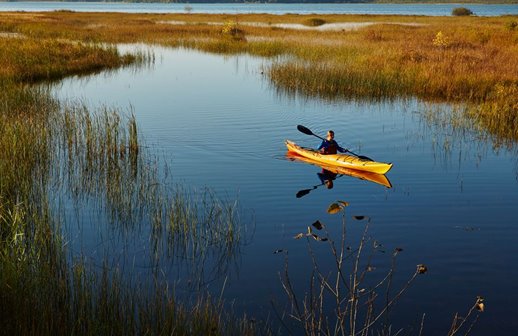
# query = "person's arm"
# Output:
<box><xmin>318</xmin><ymin>140</ymin><xmax>326</xmax><ymax>150</ymax></box>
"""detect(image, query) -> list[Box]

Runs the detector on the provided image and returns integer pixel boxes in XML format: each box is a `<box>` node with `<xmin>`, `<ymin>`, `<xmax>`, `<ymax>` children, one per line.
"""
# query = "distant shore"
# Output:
<box><xmin>1</xmin><ymin>0</ymin><xmax>518</xmax><ymax>4</ymax></box>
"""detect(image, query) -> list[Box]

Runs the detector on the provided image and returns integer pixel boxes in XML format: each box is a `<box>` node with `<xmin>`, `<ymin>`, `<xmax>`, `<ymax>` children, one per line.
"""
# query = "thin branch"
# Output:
<box><xmin>448</xmin><ymin>302</ymin><xmax>480</xmax><ymax>336</ymax></box>
<box><xmin>463</xmin><ymin>314</ymin><xmax>479</xmax><ymax>336</ymax></box>
<box><xmin>354</xmin><ymin>270</ymin><xmax>419</xmax><ymax>336</ymax></box>
<box><xmin>418</xmin><ymin>313</ymin><xmax>426</xmax><ymax>336</ymax></box>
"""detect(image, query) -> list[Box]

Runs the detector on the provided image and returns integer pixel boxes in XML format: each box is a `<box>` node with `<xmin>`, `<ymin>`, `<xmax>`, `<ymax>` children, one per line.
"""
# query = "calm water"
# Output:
<box><xmin>1</xmin><ymin>1</ymin><xmax>518</xmax><ymax>16</ymax></box>
<box><xmin>51</xmin><ymin>46</ymin><xmax>518</xmax><ymax>334</ymax></box>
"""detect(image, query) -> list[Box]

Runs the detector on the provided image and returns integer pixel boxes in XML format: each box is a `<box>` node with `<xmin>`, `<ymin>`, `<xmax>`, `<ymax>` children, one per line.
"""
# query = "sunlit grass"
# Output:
<box><xmin>1</xmin><ymin>11</ymin><xmax>516</xmax><ymax>142</ymax></box>
<box><xmin>0</xmin><ymin>37</ymin><xmax>137</xmax><ymax>83</ymax></box>
<box><xmin>466</xmin><ymin>84</ymin><xmax>518</xmax><ymax>145</ymax></box>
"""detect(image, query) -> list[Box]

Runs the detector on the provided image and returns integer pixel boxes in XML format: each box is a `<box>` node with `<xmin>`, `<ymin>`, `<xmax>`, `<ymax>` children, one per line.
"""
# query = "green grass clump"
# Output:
<box><xmin>0</xmin><ymin>84</ymin><xmax>56</xmax><ymax>199</ymax></box>
<box><xmin>0</xmin><ymin>38</ymin><xmax>136</xmax><ymax>83</ymax></box>
<box><xmin>303</xmin><ymin>18</ymin><xmax>326</xmax><ymax>27</ymax></box>
<box><xmin>452</xmin><ymin>7</ymin><xmax>474</xmax><ymax>16</ymax></box>
<box><xmin>505</xmin><ymin>20</ymin><xmax>517</xmax><ymax>31</ymax></box>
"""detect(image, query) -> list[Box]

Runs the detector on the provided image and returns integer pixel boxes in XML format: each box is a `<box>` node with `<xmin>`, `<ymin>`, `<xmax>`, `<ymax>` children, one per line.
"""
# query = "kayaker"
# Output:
<box><xmin>318</xmin><ymin>130</ymin><xmax>347</xmax><ymax>155</ymax></box>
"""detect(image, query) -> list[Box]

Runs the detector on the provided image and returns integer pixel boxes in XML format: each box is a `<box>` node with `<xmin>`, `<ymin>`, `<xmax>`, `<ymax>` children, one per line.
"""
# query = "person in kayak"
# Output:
<box><xmin>318</xmin><ymin>130</ymin><xmax>347</xmax><ymax>155</ymax></box>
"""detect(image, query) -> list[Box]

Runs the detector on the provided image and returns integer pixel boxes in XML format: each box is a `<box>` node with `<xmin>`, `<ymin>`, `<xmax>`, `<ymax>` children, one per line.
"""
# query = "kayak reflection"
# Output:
<box><xmin>287</xmin><ymin>151</ymin><xmax>392</xmax><ymax>198</ymax></box>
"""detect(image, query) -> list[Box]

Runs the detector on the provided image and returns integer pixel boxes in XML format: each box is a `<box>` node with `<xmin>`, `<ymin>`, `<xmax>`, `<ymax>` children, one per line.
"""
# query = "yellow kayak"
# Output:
<box><xmin>286</xmin><ymin>140</ymin><xmax>393</xmax><ymax>175</ymax></box>
<box><xmin>286</xmin><ymin>151</ymin><xmax>392</xmax><ymax>188</ymax></box>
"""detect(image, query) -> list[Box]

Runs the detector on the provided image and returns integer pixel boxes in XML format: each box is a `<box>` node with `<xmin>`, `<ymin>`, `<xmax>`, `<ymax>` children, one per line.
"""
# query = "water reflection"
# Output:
<box><xmin>37</xmin><ymin>97</ymin><xmax>249</xmax><ymax>293</ymax></box>
<box><xmin>295</xmin><ymin>169</ymin><xmax>340</xmax><ymax>198</ymax></box>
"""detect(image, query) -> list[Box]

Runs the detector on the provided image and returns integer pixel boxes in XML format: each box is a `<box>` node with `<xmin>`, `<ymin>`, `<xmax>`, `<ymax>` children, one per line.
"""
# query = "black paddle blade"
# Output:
<box><xmin>297</xmin><ymin>125</ymin><xmax>313</xmax><ymax>136</ymax></box>
<box><xmin>296</xmin><ymin>189</ymin><xmax>312</xmax><ymax>198</ymax></box>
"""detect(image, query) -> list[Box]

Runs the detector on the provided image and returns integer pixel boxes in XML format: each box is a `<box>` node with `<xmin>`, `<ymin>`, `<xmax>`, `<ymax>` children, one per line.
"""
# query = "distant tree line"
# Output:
<box><xmin>5</xmin><ymin>0</ymin><xmax>375</xmax><ymax>3</ymax></box>
<box><xmin>5</xmin><ymin>0</ymin><xmax>517</xmax><ymax>4</ymax></box>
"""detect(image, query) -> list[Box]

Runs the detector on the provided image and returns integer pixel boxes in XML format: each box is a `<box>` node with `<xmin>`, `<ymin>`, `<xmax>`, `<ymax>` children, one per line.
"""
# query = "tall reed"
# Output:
<box><xmin>0</xmin><ymin>35</ymin><xmax>249</xmax><ymax>334</ymax></box>
<box><xmin>466</xmin><ymin>84</ymin><xmax>518</xmax><ymax>146</ymax></box>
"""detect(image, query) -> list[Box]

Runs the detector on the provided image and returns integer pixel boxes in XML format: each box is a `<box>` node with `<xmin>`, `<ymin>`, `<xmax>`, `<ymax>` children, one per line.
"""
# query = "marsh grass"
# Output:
<box><xmin>0</xmin><ymin>85</ymin><xmax>251</xmax><ymax>334</ymax></box>
<box><xmin>52</xmin><ymin>103</ymin><xmax>155</xmax><ymax>225</ymax></box>
<box><xmin>3</xmin><ymin>12</ymin><xmax>515</xmax><ymax>101</ymax></box>
<box><xmin>164</xmin><ymin>187</ymin><xmax>247</xmax><ymax>288</ymax></box>
<box><xmin>304</xmin><ymin>18</ymin><xmax>327</xmax><ymax>27</ymax></box>
<box><xmin>0</xmin><ymin>84</ymin><xmax>56</xmax><ymax>199</ymax></box>
<box><xmin>466</xmin><ymin>84</ymin><xmax>518</xmax><ymax>145</ymax></box>
<box><xmin>0</xmin><ymin>35</ymin><xmax>249</xmax><ymax>334</ymax></box>
<box><xmin>167</xmin><ymin>188</ymin><xmax>241</xmax><ymax>258</ymax></box>
<box><xmin>423</xmin><ymin>88</ymin><xmax>518</xmax><ymax>149</ymax></box>
<box><xmin>0</xmin><ymin>37</ymin><xmax>138</xmax><ymax>83</ymax></box>
<box><xmin>3</xmin><ymin>11</ymin><xmax>512</xmax><ymax>141</ymax></box>
<box><xmin>1</xmin><ymin>208</ymin><xmax>254</xmax><ymax>336</ymax></box>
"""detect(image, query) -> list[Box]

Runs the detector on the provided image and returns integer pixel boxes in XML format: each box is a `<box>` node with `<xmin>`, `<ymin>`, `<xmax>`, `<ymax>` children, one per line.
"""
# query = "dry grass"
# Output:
<box><xmin>278</xmin><ymin>202</ymin><xmax>483</xmax><ymax>335</ymax></box>
<box><xmin>1</xmin><ymin>11</ymin><xmax>516</xmax><ymax>151</ymax></box>
<box><xmin>1</xmin><ymin>12</ymin><xmax>516</xmax><ymax>98</ymax></box>
<box><xmin>0</xmin><ymin>37</ymin><xmax>137</xmax><ymax>83</ymax></box>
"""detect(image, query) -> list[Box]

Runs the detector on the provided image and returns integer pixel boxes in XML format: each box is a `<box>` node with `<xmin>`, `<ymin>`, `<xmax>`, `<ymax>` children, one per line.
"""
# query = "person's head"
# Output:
<box><xmin>326</xmin><ymin>130</ymin><xmax>335</xmax><ymax>141</ymax></box>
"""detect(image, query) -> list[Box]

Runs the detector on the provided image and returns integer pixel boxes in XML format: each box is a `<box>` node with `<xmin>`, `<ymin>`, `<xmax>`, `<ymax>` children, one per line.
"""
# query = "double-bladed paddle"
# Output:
<box><xmin>296</xmin><ymin>125</ymin><xmax>373</xmax><ymax>161</ymax></box>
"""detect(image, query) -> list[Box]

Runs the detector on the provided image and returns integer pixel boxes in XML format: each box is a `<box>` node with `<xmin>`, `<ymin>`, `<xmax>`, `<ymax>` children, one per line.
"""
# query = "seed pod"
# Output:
<box><xmin>417</xmin><ymin>264</ymin><xmax>428</xmax><ymax>274</ymax></box>
<box><xmin>476</xmin><ymin>296</ymin><xmax>485</xmax><ymax>312</ymax></box>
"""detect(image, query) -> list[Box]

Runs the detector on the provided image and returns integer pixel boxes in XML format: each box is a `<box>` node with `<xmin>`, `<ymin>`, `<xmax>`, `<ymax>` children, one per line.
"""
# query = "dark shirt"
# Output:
<box><xmin>318</xmin><ymin>139</ymin><xmax>346</xmax><ymax>154</ymax></box>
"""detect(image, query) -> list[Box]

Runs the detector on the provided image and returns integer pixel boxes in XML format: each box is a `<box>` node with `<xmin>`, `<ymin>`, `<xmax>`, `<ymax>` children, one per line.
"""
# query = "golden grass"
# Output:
<box><xmin>1</xmin><ymin>12</ymin><xmax>515</xmax><ymax>141</ymax></box>
<box><xmin>1</xmin><ymin>12</ymin><xmax>516</xmax><ymax>98</ymax></box>
<box><xmin>0</xmin><ymin>37</ymin><xmax>136</xmax><ymax>82</ymax></box>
